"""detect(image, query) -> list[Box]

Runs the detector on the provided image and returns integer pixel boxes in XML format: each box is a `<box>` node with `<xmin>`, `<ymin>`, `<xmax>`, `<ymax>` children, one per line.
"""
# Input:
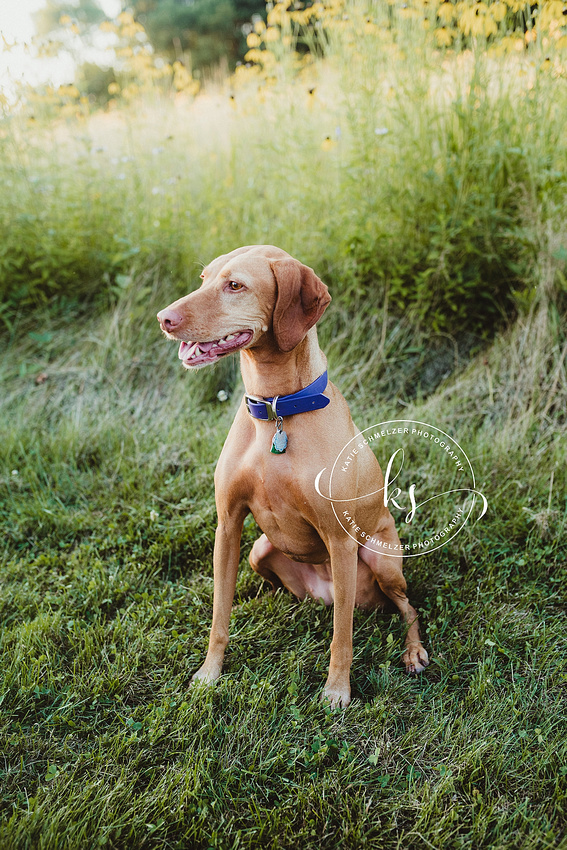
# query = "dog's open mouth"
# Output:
<box><xmin>178</xmin><ymin>330</ymin><xmax>253</xmax><ymax>367</ymax></box>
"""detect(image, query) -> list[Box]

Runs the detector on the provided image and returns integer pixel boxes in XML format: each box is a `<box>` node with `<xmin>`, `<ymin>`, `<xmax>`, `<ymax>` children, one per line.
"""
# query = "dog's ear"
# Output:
<box><xmin>270</xmin><ymin>259</ymin><xmax>331</xmax><ymax>352</ymax></box>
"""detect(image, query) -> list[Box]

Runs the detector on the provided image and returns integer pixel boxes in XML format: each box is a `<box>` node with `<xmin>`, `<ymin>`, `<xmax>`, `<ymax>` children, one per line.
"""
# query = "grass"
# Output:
<box><xmin>1</xmin><ymin>242</ymin><xmax>566</xmax><ymax>849</ymax></box>
<box><xmin>1</xmin><ymin>1</ymin><xmax>567</xmax><ymax>847</ymax></box>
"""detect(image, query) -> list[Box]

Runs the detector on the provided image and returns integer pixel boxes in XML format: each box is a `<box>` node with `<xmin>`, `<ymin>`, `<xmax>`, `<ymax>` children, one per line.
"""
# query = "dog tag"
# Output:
<box><xmin>271</xmin><ymin>418</ymin><xmax>288</xmax><ymax>454</ymax></box>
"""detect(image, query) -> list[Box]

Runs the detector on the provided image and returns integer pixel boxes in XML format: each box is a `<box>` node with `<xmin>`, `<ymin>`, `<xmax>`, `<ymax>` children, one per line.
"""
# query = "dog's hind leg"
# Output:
<box><xmin>358</xmin><ymin>514</ymin><xmax>429</xmax><ymax>674</ymax></box>
<box><xmin>250</xmin><ymin>534</ymin><xmax>334</xmax><ymax>605</ymax></box>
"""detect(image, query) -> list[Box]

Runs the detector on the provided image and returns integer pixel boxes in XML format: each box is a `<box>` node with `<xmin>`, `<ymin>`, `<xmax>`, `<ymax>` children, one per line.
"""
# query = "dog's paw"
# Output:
<box><xmin>321</xmin><ymin>683</ymin><xmax>351</xmax><ymax>710</ymax></box>
<box><xmin>402</xmin><ymin>644</ymin><xmax>429</xmax><ymax>675</ymax></box>
<box><xmin>190</xmin><ymin>664</ymin><xmax>221</xmax><ymax>686</ymax></box>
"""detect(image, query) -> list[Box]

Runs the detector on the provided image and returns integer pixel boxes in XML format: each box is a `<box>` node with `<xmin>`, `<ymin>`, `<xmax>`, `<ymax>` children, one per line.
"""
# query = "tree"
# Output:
<box><xmin>34</xmin><ymin>0</ymin><xmax>106</xmax><ymax>37</ymax></box>
<box><xmin>131</xmin><ymin>0</ymin><xmax>267</xmax><ymax>70</ymax></box>
<box><xmin>34</xmin><ymin>0</ymin><xmax>267</xmax><ymax>72</ymax></box>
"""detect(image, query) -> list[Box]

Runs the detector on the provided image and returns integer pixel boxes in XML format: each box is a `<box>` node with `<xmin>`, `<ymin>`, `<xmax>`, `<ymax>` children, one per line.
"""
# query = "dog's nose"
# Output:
<box><xmin>157</xmin><ymin>308</ymin><xmax>183</xmax><ymax>332</ymax></box>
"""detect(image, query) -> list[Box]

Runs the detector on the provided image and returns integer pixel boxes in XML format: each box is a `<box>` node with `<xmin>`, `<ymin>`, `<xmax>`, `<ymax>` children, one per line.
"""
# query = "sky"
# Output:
<box><xmin>0</xmin><ymin>0</ymin><xmax>121</xmax><ymax>96</ymax></box>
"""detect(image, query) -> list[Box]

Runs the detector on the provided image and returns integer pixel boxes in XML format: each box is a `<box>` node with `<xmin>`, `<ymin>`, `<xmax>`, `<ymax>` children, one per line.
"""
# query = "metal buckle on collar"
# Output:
<box><xmin>245</xmin><ymin>394</ymin><xmax>279</xmax><ymax>420</ymax></box>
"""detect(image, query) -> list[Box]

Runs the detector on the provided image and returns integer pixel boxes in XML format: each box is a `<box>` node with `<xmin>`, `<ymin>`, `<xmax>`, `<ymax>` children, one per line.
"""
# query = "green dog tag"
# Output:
<box><xmin>271</xmin><ymin>427</ymin><xmax>288</xmax><ymax>454</ymax></box>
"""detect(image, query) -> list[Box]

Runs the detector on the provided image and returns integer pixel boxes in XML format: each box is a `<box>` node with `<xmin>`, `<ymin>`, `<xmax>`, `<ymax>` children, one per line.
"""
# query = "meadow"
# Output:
<box><xmin>1</xmin><ymin>1</ymin><xmax>566</xmax><ymax>847</ymax></box>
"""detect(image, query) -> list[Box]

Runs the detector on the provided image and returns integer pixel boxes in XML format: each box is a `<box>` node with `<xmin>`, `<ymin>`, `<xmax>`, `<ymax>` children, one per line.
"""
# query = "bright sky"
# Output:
<box><xmin>0</xmin><ymin>0</ymin><xmax>121</xmax><ymax>96</ymax></box>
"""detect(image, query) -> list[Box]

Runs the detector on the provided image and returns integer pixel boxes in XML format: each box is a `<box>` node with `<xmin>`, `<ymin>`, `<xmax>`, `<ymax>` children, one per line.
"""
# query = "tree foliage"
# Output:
<box><xmin>34</xmin><ymin>0</ymin><xmax>106</xmax><ymax>37</ymax></box>
<box><xmin>34</xmin><ymin>0</ymin><xmax>267</xmax><ymax>71</ymax></box>
<box><xmin>135</xmin><ymin>0</ymin><xmax>267</xmax><ymax>69</ymax></box>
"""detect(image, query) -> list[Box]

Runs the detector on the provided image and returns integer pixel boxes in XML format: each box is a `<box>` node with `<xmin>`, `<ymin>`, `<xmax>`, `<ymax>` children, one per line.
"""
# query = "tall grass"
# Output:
<box><xmin>2</xmin><ymin>0</ymin><xmax>566</xmax><ymax>335</ymax></box>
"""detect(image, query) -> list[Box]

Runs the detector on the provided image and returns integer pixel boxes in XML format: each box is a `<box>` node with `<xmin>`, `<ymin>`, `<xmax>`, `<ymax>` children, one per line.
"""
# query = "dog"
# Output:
<box><xmin>157</xmin><ymin>245</ymin><xmax>428</xmax><ymax>707</ymax></box>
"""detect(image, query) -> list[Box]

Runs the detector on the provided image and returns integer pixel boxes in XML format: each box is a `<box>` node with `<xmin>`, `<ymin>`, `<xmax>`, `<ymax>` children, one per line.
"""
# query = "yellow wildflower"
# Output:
<box><xmin>503</xmin><ymin>0</ymin><xmax>524</xmax><ymax>11</ymax></box>
<box><xmin>58</xmin><ymin>84</ymin><xmax>80</xmax><ymax>98</ymax></box>
<box><xmin>458</xmin><ymin>2</ymin><xmax>498</xmax><ymax>37</ymax></box>
<box><xmin>484</xmin><ymin>14</ymin><xmax>498</xmax><ymax>37</ymax></box>
<box><xmin>244</xmin><ymin>48</ymin><xmax>267</xmax><ymax>64</ymax></box>
<box><xmin>267</xmin><ymin>7</ymin><xmax>282</xmax><ymax>25</ymax></box>
<box><xmin>435</xmin><ymin>26</ymin><xmax>454</xmax><ymax>46</ymax></box>
<box><xmin>437</xmin><ymin>3</ymin><xmax>455</xmax><ymax>23</ymax></box>
<box><xmin>491</xmin><ymin>2</ymin><xmax>508</xmax><ymax>23</ymax></box>
<box><xmin>399</xmin><ymin>6</ymin><xmax>420</xmax><ymax>19</ymax></box>
<box><xmin>541</xmin><ymin>1</ymin><xmax>564</xmax><ymax>21</ymax></box>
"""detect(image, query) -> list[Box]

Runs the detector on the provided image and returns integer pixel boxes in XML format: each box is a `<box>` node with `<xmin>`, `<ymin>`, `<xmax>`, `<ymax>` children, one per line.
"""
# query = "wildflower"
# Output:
<box><xmin>435</xmin><ymin>27</ymin><xmax>453</xmax><ymax>46</ymax></box>
<box><xmin>118</xmin><ymin>11</ymin><xmax>135</xmax><ymax>26</ymax></box>
<box><xmin>459</xmin><ymin>3</ymin><xmax>489</xmax><ymax>37</ymax></box>
<box><xmin>483</xmin><ymin>15</ymin><xmax>498</xmax><ymax>37</ymax></box>
<box><xmin>540</xmin><ymin>0</ymin><xmax>564</xmax><ymax>27</ymax></box>
<box><xmin>217</xmin><ymin>390</ymin><xmax>229</xmax><ymax>402</ymax></box>
<box><xmin>58</xmin><ymin>84</ymin><xmax>80</xmax><ymax>99</ymax></box>
<box><xmin>321</xmin><ymin>136</ymin><xmax>336</xmax><ymax>151</ymax></box>
<box><xmin>437</xmin><ymin>3</ymin><xmax>454</xmax><ymax>23</ymax></box>
<box><xmin>108</xmin><ymin>82</ymin><xmax>120</xmax><ymax>95</ymax></box>
<box><xmin>149</xmin><ymin>509</ymin><xmax>158</xmax><ymax>522</ymax></box>
<box><xmin>264</xmin><ymin>27</ymin><xmax>280</xmax><ymax>42</ymax></box>
<box><xmin>491</xmin><ymin>2</ymin><xmax>508</xmax><ymax>22</ymax></box>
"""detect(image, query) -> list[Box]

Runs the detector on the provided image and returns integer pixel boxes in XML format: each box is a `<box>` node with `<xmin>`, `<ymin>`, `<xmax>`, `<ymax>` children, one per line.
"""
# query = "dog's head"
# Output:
<box><xmin>157</xmin><ymin>245</ymin><xmax>331</xmax><ymax>369</ymax></box>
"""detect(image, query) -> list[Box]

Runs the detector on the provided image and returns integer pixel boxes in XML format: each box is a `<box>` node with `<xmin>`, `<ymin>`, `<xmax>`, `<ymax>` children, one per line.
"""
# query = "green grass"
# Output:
<box><xmin>2</xmin><ymin>26</ymin><xmax>566</xmax><ymax>336</ymax></box>
<box><xmin>1</xmin><ymin>254</ymin><xmax>566</xmax><ymax>848</ymax></box>
<box><xmin>1</xmin><ymin>4</ymin><xmax>567</xmax><ymax>846</ymax></box>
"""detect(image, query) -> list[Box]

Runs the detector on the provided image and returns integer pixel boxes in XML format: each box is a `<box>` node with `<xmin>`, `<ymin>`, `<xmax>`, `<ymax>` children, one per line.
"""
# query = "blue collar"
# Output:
<box><xmin>245</xmin><ymin>370</ymin><xmax>330</xmax><ymax>421</ymax></box>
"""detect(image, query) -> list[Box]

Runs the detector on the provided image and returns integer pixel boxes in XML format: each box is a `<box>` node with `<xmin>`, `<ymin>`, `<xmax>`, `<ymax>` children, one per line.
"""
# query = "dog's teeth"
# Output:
<box><xmin>225</xmin><ymin>334</ymin><xmax>236</xmax><ymax>341</ymax></box>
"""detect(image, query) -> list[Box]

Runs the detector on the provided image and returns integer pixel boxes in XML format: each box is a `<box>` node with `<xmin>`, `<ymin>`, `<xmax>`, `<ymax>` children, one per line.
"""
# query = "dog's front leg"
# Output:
<box><xmin>322</xmin><ymin>538</ymin><xmax>359</xmax><ymax>709</ymax></box>
<box><xmin>191</xmin><ymin>513</ymin><xmax>246</xmax><ymax>686</ymax></box>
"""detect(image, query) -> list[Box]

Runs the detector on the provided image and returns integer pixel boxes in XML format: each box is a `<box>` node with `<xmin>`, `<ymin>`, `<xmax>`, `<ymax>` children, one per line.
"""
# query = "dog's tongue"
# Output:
<box><xmin>197</xmin><ymin>341</ymin><xmax>216</xmax><ymax>352</ymax></box>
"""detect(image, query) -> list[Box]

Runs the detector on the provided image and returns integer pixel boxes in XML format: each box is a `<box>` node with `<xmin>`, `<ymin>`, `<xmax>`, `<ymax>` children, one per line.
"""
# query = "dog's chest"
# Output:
<box><xmin>245</xmin><ymin>454</ymin><xmax>328</xmax><ymax>557</ymax></box>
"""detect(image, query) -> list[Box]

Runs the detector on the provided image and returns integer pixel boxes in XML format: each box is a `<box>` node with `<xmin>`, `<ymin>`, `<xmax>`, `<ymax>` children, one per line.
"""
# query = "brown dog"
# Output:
<box><xmin>157</xmin><ymin>245</ymin><xmax>428</xmax><ymax>708</ymax></box>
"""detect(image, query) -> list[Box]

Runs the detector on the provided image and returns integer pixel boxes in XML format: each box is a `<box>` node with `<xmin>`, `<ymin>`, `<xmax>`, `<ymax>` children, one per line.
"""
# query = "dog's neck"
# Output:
<box><xmin>240</xmin><ymin>327</ymin><xmax>327</xmax><ymax>398</ymax></box>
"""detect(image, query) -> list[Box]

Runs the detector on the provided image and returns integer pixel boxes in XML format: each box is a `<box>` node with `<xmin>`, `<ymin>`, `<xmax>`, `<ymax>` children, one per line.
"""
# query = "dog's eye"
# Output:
<box><xmin>227</xmin><ymin>281</ymin><xmax>244</xmax><ymax>291</ymax></box>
